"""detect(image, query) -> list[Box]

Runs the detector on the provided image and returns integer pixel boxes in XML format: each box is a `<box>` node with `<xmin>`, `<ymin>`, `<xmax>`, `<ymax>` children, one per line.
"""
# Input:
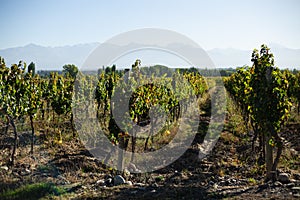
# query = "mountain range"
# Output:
<box><xmin>0</xmin><ymin>43</ymin><xmax>299</xmax><ymax>70</ymax></box>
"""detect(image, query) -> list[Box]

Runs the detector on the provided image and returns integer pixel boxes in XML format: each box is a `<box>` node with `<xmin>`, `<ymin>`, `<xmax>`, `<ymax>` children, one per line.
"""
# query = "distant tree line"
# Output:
<box><xmin>38</xmin><ymin>65</ymin><xmax>299</xmax><ymax>78</ymax></box>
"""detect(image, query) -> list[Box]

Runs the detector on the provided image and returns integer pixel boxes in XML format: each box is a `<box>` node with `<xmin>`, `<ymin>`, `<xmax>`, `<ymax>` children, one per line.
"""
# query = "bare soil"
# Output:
<box><xmin>0</xmin><ymin>115</ymin><xmax>299</xmax><ymax>199</ymax></box>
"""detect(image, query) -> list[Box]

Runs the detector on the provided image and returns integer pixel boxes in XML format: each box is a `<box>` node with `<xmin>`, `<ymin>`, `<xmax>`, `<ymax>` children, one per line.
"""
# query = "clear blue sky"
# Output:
<box><xmin>0</xmin><ymin>0</ymin><xmax>299</xmax><ymax>50</ymax></box>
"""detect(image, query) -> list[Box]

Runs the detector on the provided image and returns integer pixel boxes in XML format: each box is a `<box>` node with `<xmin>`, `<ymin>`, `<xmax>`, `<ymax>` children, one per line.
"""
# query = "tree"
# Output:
<box><xmin>28</xmin><ymin>62</ymin><xmax>36</xmax><ymax>76</ymax></box>
<box><xmin>24</xmin><ymin>72</ymin><xmax>42</xmax><ymax>154</ymax></box>
<box><xmin>112</xmin><ymin>64</ymin><xmax>116</xmax><ymax>72</ymax></box>
<box><xmin>63</xmin><ymin>64</ymin><xmax>78</xmax><ymax>79</ymax></box>
<box><xmin>132</xmin><ymin>59</ymin><xmax>141</xmax><ymax>71</ymax></box>
<box><xmin>249</xmin><ymin>45</ymin><xmax>291</xmax><ymax>180</ymax></box>
<box><xmin>0</xmin><ymin>60</ymin><xmax>29</xmax><ymax>165</ymax></box>
<box><xmin>224</xmin><ymin>45</ymin><xmax>292</xmax><ymax>181</ymax></box>
<box><xmin>105</xmin><ymin>66</ymin><xmax>111</xmax><ymax>74</ymax></box>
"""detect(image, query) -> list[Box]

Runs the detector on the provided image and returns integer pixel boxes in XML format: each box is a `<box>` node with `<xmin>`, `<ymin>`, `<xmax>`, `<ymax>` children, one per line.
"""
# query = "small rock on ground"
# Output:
<box><xmin>278</xmin><ymin>173</ymin><xmax>290</xmax><ymax>184</ymax></box>
<box><xmin>114</xmin><ymin>175</ymin><xmax>126</xmax><ymax>186</ymax></box>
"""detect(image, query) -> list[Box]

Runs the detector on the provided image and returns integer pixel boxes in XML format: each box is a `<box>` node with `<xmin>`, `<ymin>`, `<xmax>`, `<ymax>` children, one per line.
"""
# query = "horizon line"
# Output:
<box><xmin>1</xmin><ymin>42</ymin><xmax>300</xmax><ymax>52</ymax></box>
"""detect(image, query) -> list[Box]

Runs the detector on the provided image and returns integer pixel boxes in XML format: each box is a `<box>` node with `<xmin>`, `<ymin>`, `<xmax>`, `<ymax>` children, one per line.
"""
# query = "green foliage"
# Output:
<box><xmin>285</xmin><ymin>71</ymin><xmax>300</xmax><ymax>113</ymax></box>
<box><xmin>0</xmin><ymin>183</ymin><xmax>65</xmax><ymax>200</ymax></box>
<box><xmin>48</xmin><ymin>73</ymin><xmax>73</xmax><ymax>115</ymax></box>
<box><xmin>132</xmin><ymin>59</ymin><xmax>141</xmax><ymax>71</ymax></box>
<box><xmin>224</xmin><ymin>45</ymin><xmax>293</xmax><ymax>135</ymax></box>
<box><xmin>248</xmin><ymin>45</ymin><xmax>291</xmax><ymax>132</ymax></box>
<box><xmin>24</xmin><ymin>72</ymin><xmax>43</xmax><ymax>117</ymax></box>
<box><xmin>93</xmin><ymin>60</ymin><xmax>208</xmax><ymax>144</ymax></box>
<box><xmin>0</xmin><ymin>60</ymin><xmax>28</xmax><ymax>118</ymax></box>
<box><xmin>0</xmin><ymin>57</ymin><xmax>78</xmax><ymax>163</ymax></box>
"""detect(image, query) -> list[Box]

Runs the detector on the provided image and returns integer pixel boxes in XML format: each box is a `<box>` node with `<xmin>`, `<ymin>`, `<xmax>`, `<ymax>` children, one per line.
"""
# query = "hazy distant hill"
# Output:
<box><xmin>0</xmin><ymin>42</ymin><xmax>299</xmax><ymax>70</ymax></box>
<box><xmin>208</xmin><ymin>44</ymin><xmax>300</xmax><ymax>69</ymax></box>
<box><xmin>0</xmin><ymin>43</ymin><xmax>99</xmax><ymax>70</ymax></box>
